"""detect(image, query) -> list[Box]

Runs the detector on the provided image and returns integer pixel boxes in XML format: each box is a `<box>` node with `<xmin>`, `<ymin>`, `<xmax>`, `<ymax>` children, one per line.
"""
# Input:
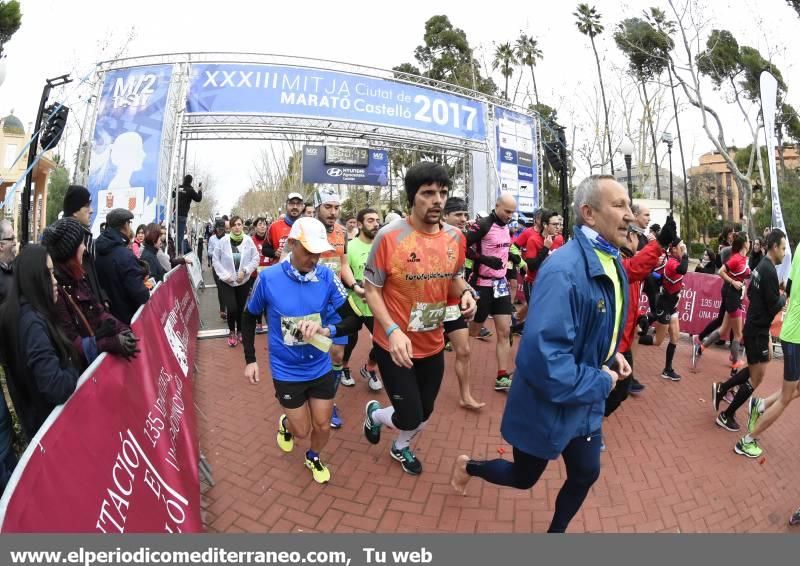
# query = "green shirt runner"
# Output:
<box><xmin>779</xmin><ymin>242</ymin><xmax>800</xmax><ymax>344</ymax></box>
<box><xmin>347</xmin><ymin>236</ymin><xmax>373</xmax><ymax>317</ymax></box>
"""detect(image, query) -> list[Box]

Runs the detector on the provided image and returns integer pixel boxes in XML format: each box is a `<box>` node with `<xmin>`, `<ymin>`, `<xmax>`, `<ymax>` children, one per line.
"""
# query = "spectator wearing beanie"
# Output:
<box><xmin>42</xmin><ymin>218</ymin><xmax>139</xmax><ymax>367</ymax></box>
<box><xmin>95</xmin><ymin>209</ymin><xmax>150</xmax><ymax>323</ymax></box>
<box><xmin>62</xmin><ymin>184</ymin><xmax>109</xmax><ymax>307</ymax></box>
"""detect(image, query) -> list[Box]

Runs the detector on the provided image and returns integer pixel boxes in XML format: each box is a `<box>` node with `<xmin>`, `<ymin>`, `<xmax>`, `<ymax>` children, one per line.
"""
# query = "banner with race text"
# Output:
<box><xmin>0</xmin><ymin>267</ymin><xmax>201</xmax><ymax>533</ymax></box>
<box><xmin>638</xmin><ymin>271</ymin><xmax>784</xmax><ymax>337</ymax></box>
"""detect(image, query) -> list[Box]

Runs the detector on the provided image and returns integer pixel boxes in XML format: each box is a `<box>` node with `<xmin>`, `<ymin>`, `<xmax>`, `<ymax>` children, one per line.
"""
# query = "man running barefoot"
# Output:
<box><xmin>362</xmin><ymin>162</ymin><xmax>476</xmax><ymax>475</ymax></box>
<box><xmin>451</xmin><ymin>175</ymin><xmax>632</xmax><ymax>533</ymax></box>
<box><xmin>443</xmin><ymin>196</ymin><xmax>484</xmax><ymax>410</ymax></box>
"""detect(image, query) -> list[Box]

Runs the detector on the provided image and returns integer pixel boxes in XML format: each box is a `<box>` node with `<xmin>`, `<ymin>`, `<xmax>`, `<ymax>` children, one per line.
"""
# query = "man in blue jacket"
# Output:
<box><xmin>95</xmin><ymin>208</ymin><xmax>150</xmax><ymax>324</ymax></box>
<box><xmin>450</xmin><ymin>174</ymin><xmax>634</xmax><ymax>533</ymax></box>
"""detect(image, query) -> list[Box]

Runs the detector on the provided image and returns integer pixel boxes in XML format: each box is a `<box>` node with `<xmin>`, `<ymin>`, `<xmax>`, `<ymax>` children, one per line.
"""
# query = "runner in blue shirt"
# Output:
<box><xmin>241</xmin><ymin>217</ymin><xmax>360</xmax><ymax>483</ymax></box>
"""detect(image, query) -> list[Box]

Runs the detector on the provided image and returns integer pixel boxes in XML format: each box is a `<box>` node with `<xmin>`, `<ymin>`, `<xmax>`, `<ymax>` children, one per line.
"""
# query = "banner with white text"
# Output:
<box><xmin>0</xmin><ymin>267</ymin><xmax>201</xmax><ymax>533</ymax></box>
<box><xmin>185</xmin><ymin>63</ymin><xmax>487</xmax><ymax>141</ymax></box>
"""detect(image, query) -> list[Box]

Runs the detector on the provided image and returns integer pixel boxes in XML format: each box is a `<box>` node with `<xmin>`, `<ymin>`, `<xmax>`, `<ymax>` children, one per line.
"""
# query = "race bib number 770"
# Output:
<box><xmin>407</xmin><ymin>302</ymin><xmax>446</xmax><ymax>332</ymax></box>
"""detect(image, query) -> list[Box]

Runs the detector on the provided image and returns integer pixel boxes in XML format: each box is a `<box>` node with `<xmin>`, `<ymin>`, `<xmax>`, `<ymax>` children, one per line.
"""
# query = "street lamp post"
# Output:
<box><xmin>662</xmin><ymin>132</ymin><xmax>674</xmax><ymax>212</ymax></box>
<box><xmin>619</xmin><ymin>138</ymin><xmax>634</xmax><ymax>201</ymax></box>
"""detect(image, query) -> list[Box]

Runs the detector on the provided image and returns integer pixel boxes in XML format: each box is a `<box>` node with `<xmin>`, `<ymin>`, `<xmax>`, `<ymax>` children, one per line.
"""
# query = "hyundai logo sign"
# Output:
<box><xmin>504</xmin><ymin>151</ymin><xmax>513</xmax><ymax>160</ymax></box>
<box><xmin>327</xmin><ymin>168</ymin><xmax>343</xmax><ymax>177</ymax></box>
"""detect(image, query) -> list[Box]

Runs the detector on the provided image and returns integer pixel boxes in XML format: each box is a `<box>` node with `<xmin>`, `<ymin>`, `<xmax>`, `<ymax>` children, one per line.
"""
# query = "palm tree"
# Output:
<box><xmin>492</xmin><ymin>42</ymin><xmax>518</xmax><ymax>101</ymax></box>
<box><xmin>514</xmin><ymin>33</ymin><xmax>543</xmax><ymax>106</ymax></box>
<box><xmin>574</xmin><ymin>3</ymin><xmax>614</xmax><ymax>173</ymax></box>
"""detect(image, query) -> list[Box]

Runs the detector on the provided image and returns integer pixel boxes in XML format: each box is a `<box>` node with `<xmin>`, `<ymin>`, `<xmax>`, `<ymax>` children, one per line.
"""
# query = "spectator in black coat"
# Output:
<box><xmin>62</xmin><ymin>185</ymin><xmax>109</xmax><ymax>307</ymax></box>
<box><xmin>172</xmin><ymin>174</ymin><xmax>202</xmax><ymax>254</ymax></box>
<box><xmin>42</xmin><ymin>218</ymin><xmax>140</xmax><ymax>368</ymax></box>
<box><xmin>140</xmin><ymin>223</ymin><xmax>167</xmax><ymax>283</ymax></box>
<box><xmin>695</xmin><ymin>249</ymin><xmax>717</xmax><ymax>274</ymax></box>
<box><xmin>0</xmin><ymin>245</ymin><xmax>81</xmax><ymax>442</ymax></box>
<box><xmin>0</xmin><ymin>219</ymin><xmax>15</xmax><ymax>303</ymax></box>
<box><xmin>95</xmin><ymin>209</ymin><xmax>150</xmax><ymax>324</ymax></box>
<box><xmin>0</xmin><ymin>218</ymin><xmax>16</xmax><ymax>494</ymax></box>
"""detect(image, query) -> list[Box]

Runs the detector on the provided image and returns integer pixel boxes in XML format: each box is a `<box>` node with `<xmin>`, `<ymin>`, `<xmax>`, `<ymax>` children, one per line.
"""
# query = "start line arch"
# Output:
<box><xmin>76</xmin><ymin>52</ymin><xmax>543</xmax><ymax>232</ymax></box>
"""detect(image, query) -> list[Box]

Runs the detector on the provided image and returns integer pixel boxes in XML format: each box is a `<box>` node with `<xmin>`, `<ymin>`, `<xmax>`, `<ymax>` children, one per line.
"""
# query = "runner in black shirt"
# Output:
<box><xmin>711</xmin><ymin>229</ymin><xmax>787</xmax><ymax>438</ymax></box>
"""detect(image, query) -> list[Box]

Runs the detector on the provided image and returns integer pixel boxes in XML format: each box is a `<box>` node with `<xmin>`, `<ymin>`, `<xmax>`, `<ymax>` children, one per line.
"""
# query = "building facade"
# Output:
<box><xmin>688</xmin><ymin>147</ymin><xmax>800</xmax><ymax>223</ymax></box>
<box><xmin>0</xmin><ymin>111</ymin><xmax>56</xmax><ymax>242</ymax></box>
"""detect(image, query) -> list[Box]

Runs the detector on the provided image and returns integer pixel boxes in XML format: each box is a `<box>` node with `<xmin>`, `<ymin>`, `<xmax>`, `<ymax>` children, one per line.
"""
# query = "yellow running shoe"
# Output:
<box><xmin>276</xmin><ymin>414</ymin><xmax>293</xmax><ymax>453</ymax></box>
<box><xmin>304</xmin><ymin>454</ymin><xmax>331</xmax><ymax>483</ymax></box>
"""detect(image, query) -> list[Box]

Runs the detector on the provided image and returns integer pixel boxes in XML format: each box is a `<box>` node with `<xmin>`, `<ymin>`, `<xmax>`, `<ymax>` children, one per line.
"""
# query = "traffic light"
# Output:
<box><xmin>39</xmin><ymin>103</ymin><xmax>69</xmax><ymax>150</ymax></box>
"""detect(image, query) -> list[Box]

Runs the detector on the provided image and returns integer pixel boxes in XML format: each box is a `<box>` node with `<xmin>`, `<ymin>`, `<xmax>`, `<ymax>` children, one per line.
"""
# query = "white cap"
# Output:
<box><xmin>314</xmin><ymin>184</ymin><xmax>341</xmax><ymax>207</ymax></box>
<box><xmin>384</xmin><ymin>212</ymin><xmax>402</xmax><ymax>224</ymax></box>
<box><xmin>287</xmin><ymin>217</ymin><xmax>335</xmax><ymax>254</ymax></box>
<box><xmin>287</xmin><ymin>192</ymin><xmax>304</xmax><ymax>202</ymax></box>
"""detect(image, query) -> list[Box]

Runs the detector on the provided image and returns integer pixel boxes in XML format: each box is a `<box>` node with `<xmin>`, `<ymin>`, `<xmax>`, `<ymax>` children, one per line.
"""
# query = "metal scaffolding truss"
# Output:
<box><xmin>80</xmin><ymin>51</ymin><xmax>543</xmax><ymax>222</ymax></box>
<box><xmin>96</xmin><ymin>51</ymin><xmax>537</xmax><ymax>118</ymax></box>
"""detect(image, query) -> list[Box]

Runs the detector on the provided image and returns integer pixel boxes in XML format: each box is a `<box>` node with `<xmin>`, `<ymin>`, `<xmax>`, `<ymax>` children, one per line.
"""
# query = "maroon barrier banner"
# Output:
<box><xmin>0</xmin><ymin>267</ymin><xmax>201</xmax><ymax>533</ymax></box>
<box><xmin>638</xmin><ymin>272</ymin><xmax>724</xmax><ymax>336</ymax></box>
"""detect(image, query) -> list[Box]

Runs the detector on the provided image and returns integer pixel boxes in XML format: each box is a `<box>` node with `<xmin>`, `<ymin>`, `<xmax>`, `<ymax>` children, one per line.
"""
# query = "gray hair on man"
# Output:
<box><xmin>630</xmin><ymin>202</ymin><xmax>642</xmax><ymax>215</ymax></box>
<box><xmin>0</xmin><ymin>219</ymin><xmax>12</xmax><ymax>238</ymax></box>
<box><xmin>572</xmin><ymin>175</ymin><xmax>617</xmax><ymax>226</ymax></box>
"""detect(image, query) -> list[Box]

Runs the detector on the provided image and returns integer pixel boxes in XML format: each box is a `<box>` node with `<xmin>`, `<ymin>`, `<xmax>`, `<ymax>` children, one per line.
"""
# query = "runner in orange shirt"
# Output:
<box><xmin>362</xmin><ymin>162</ymin><xmax>477</xmax><ymax>475</ymax></box>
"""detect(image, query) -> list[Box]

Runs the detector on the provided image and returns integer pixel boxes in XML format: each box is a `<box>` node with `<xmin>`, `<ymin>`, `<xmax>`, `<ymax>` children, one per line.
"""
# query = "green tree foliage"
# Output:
<box><xmin>574</xmin><ymin>3</ymin><xmax>614</xmax><ymax>172</ymax></box>
<box><xmin>696</xmin><ymin>29</ymin><xmax>786</xmax><ymax>103</ymax></box>
<box><xmin>393</xmin><ymin>15</ymin><xmax>497</xmax><ymax>96</ymax></box>
<box><xmin>514</xmin><ymin>33</ymin><xmax>543</xmax><ymax>106</ymax></box>
<box><xmin>676</xmin><ymin>192</ymin><xmax>716</xmax><ymax>243</ymax></box>
<box><xmin>615</xmin><ymin>18</ymin><xmax>673</xmax><ymax>81</ymax></box>
<box><xmin>753</xmin><ymin>171</ymin><xmax>800</xmax><ymax>246</ymax></box>
<box><xmin>614</xmin><ymin>17</ymin><xmax>673</xmax><ymax>199</ymax></box>
<box><xmin>0</xmin><ymin>0</ymin><xmax>21</xmax><ymax>55</ymax></box>
<box><xmin>780</xmin><ymin>103</ymin><xmax>800</xmax><ymax>143</ymax></box>
<box><xmin>46</xmin><ymin>162</ymin><xmax>70</xmax><ymax>225</ymax></box>
<box><xmin>492</xmin><ymin>42</ymin><xmax>517</xmax><ymax>100</ymax></box>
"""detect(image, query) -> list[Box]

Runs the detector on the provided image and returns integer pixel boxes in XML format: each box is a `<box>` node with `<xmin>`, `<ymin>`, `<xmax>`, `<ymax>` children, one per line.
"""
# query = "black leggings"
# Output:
<box><xmin>220</xmin><ymin>279</ymin><xmax>254</xmax><ymax>333</ymax></box>
<box><xmin>466</xmin><ymin>436</ymin><xmax>602</xmax><ymax>533</ymax></box>
<box><xmin>372</xmin><ymin>345</ymin><xmax>444</xmax><ymax>431</ymax></box>
<box><xmin>605</xmin><ymin>349</ymin><xmax>633</xmax><ymax>417</ymax></box>
<box><xmin>343</xmin><ymin>316</ymin><xmax>376</xmax><ymax>364</ymax></box>
<box><xmin>211</xmin><ymin>265</ymin><xmax>225</xmax><ymax>312</ymax></box>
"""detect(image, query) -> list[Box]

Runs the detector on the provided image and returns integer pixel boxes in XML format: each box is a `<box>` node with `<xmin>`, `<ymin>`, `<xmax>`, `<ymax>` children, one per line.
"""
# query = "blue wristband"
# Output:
<box><xmin>386</xmin><ymin>323</ymin><xmax>400</xmax><ymax>337</ymax></box>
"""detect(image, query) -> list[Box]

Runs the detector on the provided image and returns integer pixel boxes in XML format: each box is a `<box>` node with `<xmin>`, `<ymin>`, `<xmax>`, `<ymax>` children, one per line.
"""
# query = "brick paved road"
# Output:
<box><xmin>196</xmin><ymin>328</ymin><xmax>800</xmax><ymax>533</ymax></box>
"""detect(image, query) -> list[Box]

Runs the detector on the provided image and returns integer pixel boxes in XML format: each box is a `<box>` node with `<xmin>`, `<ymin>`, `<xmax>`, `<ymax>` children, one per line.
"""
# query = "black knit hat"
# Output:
<box><xmin>42</xmin><ymin>217</ymin><xmax>85</xmax><ymax>262</ymax></box>
<box><xmin>62</xmin><ymin>185</ymin><xmax>91</xmax><ymax>218</ymax></box>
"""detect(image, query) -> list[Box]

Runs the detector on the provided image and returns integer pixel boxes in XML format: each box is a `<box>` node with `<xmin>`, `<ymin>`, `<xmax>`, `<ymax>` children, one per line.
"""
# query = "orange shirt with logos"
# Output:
<box><xmin>319</xmin><ymin>223</ymin><xmax>347</xmax><ymax>276</ymax></box>
<box><xmin>365</xmin><ymin>219</ymin><xmax>466</xmax><ymax>358</ymax></box>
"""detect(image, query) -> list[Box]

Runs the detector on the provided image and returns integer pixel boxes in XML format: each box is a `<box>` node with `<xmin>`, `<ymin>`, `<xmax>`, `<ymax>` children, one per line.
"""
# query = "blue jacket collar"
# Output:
<box><xmin>573</xmin><ymin>226</ymin><xmax>612</xmax><ymax>279</ymax></box>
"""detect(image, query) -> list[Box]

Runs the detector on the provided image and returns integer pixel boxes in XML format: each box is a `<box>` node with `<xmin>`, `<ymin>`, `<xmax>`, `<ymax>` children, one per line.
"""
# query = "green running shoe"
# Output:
<box><xmin>494</xmin><ymin>375</ymin><xmax>512</xmax><ymax>391</ymax></box>
<box><xmin>734</xmin><ymin>437</ymin><xmax>763</xmax><ymax>459</ymax></box>
<box><xmin>747</xmin><ymin>397</ymin><xmax>761</xmax><ymax>434</ymax></box>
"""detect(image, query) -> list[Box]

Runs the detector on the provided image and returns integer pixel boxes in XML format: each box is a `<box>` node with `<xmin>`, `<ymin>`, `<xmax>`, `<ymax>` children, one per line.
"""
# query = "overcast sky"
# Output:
<box><xmin>1</xmin><ymin>0</ymin><xmax>798</xmax><ymax>212</ymax></box>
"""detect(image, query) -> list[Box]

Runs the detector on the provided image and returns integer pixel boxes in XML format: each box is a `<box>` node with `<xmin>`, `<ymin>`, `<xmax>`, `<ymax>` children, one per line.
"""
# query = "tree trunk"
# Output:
<box><xmin>667</xmin><ymin>64</ymin><xmax>690</xmax><ymax>245</ymax></box>
<box><xmin>530</xmin><ymin>65</ymin><xmax>540</xmax><ymax>106</ymax></box>
<box><xmin>590</xmin><ymin>36</ymin><xmax>614</xmax><ymax>173</ymax></box>
<box><xmin>641</xmin><ymin>80</ymin><xmax>662</xmax><ymax>200</ymax></box>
